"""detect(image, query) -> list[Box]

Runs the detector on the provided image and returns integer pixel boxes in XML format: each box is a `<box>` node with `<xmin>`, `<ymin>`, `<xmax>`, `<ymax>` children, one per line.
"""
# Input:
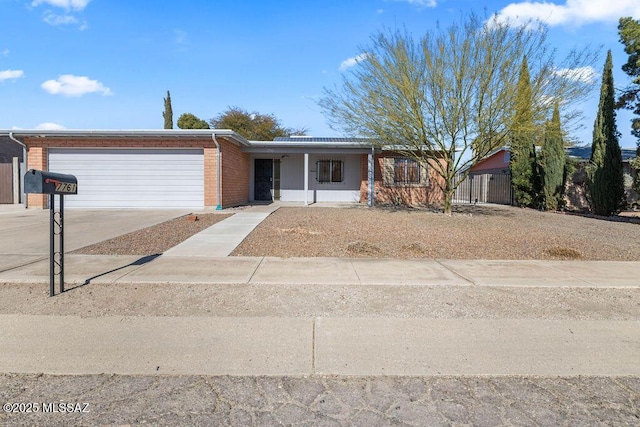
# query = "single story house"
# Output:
<box><xmin>0</xmin><ymin>136</ymin><xmax>24</xmax><ymax>164</ymax></box>
<box><xmin>565</xmin><ymin>145</ymin><xmax>638</xmax><ymax>175</ymax></box>
<box><xmin>453</xmin><ymin>145</ymin><xmax>639</xmax><ymax>207</ymax></box>
<box><xmin>466</xmin><ymin>145</ymin><xmax>637</xmax><ymax>175</ymax></box>
<box><xmin>452</xmin><ymin>146</ymin><xmax>512</xmax><ymax>205</ymax></box>
<box><xmin>2</xmin><ymin>130</ymin><xmax>443</xmax><ymax>209</ymax></box>
<box><xmin>565</xmin><ymin>145</ymin><xmax>639</xmax><ymax>208</ymax></box>
<box><xmin>468</xmin><ymin>146</ymin><xmax>511</xmax><ymax>175</ymax></box>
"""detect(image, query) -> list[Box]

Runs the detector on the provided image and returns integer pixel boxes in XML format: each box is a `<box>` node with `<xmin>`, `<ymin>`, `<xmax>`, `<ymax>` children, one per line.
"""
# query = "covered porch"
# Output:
<box><xmin>243</xmin><ymin>138</ymin><xmax>375</xmax><ymax>206</ymax></box>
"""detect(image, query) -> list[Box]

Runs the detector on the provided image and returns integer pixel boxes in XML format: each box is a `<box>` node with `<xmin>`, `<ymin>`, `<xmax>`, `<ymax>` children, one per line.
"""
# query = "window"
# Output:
<box><xmin>394</xmin><ymin>158</ymin><xmax>421</xmax><ymax>184</ymax></box>
<box><xmin>317</xmin><ymin>160</ymin><xmax>343</xmax><ymax>183</ymax></box>
<box><xmin>383</xmin><ymin>156</ymin><xmax>429</xmax><ymax>187</ymax></box>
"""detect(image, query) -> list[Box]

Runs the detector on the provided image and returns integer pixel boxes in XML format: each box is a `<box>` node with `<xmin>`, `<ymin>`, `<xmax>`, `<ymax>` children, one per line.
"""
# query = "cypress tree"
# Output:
<box><xmin>541</xmin><ymin>103</ymin><xmax>566</xmax><ymax>210</ymax></box>
<box><xmin>510</xmin><ymin>57</ymin><xmax>539</xmax><ymax>207</ymax></box>
<box><xmin>587</xmin><ymin>50</ymin><xmax>625</xmax><ymax>216</ymax></box>
<box><xmin>163</xmin><ymin>90</ymin><xmax>173</xmax><ymax>129</ymax></box>
<box><xmin>617</xmin><ymin>17</ymin><xmax>640</xmax><ymax>193</ymax></box>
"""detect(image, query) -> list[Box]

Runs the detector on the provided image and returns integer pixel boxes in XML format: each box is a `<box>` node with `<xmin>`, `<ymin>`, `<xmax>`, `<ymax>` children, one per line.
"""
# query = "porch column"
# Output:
<box><xmin>304</xmin><ymin>153</ymin><xmax>309</xmax><ymax>206</ymax></box>
<box><xmin>368</xmin><ymin>147</ymin><xmax>375</xmax><ymax>207</ymax></box>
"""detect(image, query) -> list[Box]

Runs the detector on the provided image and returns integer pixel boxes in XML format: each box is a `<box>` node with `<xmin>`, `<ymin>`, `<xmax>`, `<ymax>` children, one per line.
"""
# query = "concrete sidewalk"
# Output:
<box><xmin>163</xmin><ymin>204</ymin><xmax>279</xmax><ymax>257</ymax></box>
<box><xmin>2</xmin><ymin>204</ymin><xmax>638</xmax><ymax>381</ymax></box>
<box><xmin>1</xmin><ymin>257</ymin><xmax>638</xmax><ymax>377</ymax></box>
<box><xmin>1</xmin><ymin>254</ymin><xmax>638</xmax><ymax>288</ymax></box>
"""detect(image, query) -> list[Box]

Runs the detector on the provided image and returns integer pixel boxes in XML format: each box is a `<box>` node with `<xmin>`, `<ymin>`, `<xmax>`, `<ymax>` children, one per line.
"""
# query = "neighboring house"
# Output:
<box><xmin>468</xmin><ymin>146</ymin><xmax>511</xmax><ymax>174</ymax></box>
<box><xmin>453</xmin><ymin>145</ymin><xmax>639</xmax><ymax>208</ymax></box>
<box><xmin>462</xmin><ymin>145</ymin><xmax>637</xmax><ymax>174</ymax></box>
<box><xmin>565</xmin><ymin>145</ymin><xmax>638</xmax><ymax>210</ymax></box>
<box><xmin>1</xmin><ymin>130</ymin><xmax>442</xmax><ymax>209</ymax></box>
<box><xmin>0</xmin><ymin>136</ymin><xmax>24</xmax><ymax>163</ymax></box>
<box><xmin>565</xmin><ymin>145</ymin><xmax>637</xmax><ymax>175</ymax></box>
<box><xmin>453</xmin><ymin>147</ymin><xmax>512</xmax><ymax>205</ymax></box>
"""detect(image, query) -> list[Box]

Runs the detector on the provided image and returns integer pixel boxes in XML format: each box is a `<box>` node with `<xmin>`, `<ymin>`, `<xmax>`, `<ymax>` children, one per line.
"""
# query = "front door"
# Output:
<box><xmin>254</xmin><ymin>159</ymin><xmax>273</xmax><ymax>201</ymax></box>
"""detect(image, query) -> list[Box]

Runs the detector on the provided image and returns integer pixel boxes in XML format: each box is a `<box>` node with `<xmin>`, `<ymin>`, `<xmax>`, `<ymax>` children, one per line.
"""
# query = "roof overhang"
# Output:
<box><xmin>244</xmin><ymin>140</ymin><xmax>375</xmax><ymax>154</ymax></box>
<box><xmin>1</xmin><ymin>129</ymin><xmax>251</xmax><ymax>146</ymax></box>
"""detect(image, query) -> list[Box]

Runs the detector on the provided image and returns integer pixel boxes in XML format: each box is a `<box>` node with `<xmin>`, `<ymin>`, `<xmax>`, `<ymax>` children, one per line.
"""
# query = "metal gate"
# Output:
<box><xmin>453</xmin><ymin>172</ymin><xmax>513</xmax><ymax>205</ymax></box>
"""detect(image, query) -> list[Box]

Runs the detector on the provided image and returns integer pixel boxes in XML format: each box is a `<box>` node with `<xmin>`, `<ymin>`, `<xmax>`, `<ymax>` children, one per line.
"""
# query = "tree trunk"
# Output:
<box><xmin>444</xmin><ymin>188</ymin><xmax>453</xmax><ymax>215</ymax></box>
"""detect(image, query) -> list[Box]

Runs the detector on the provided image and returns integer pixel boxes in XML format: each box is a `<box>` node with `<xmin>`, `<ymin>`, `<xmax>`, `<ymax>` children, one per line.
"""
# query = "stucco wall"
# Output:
<box><xmin>251</xmin><ymin>153</ymin><xmax>362</xmax><ymax>203</ymax></box>
<box><xmin>472</xmin><ymin>150</ymin><xmax>510</xmax><ymax>173</ymax></box>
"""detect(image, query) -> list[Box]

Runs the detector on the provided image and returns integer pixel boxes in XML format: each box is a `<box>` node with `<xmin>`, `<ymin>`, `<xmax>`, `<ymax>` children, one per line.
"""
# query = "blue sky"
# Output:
<box><xmin>1</xmin><ymin>0</ymin><xmax>639</xmax><ymax>147</ymax></box>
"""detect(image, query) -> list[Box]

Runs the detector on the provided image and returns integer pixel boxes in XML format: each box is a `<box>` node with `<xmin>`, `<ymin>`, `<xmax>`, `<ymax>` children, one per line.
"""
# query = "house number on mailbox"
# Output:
<box><xmin>45</xmin><ymin>179</ymin><xmax>77</xmax><ymax>194</ymax></box>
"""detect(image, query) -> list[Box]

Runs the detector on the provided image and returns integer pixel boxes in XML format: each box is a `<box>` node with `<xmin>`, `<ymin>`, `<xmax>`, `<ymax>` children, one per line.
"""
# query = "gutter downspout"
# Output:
<box><xmin>212</xmin><ymin>133</ymin><xmax>222</xmax><ymax>210</ymax></box>
<box><xmin>8</xmin><ymin>132</ymin><xmax>27</xmax><ymax>208</ymax></box>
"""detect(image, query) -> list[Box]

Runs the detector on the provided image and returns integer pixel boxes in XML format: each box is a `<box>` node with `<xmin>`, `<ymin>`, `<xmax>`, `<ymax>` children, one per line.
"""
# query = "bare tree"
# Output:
<box><xmin>320</xmin><ymin>14</ymin><xmax>597</xmax><ymax>214</ymax></box>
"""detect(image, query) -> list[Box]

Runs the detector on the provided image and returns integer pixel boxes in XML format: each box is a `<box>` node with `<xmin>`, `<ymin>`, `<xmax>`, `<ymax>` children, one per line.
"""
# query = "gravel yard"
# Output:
<box><xmin>74</xmin><ymin>213</ymin><xmax>231</xmax><ymax>256</ymax></box>
<box><xmin>70</xmin><ymin>204</ymin><xmax>640</xmax><ymax>260</ymax></box>
<box><xmin>231</xmin><ymin>205</ymin><xmax>640</xmax><ymax>260</ymax></box>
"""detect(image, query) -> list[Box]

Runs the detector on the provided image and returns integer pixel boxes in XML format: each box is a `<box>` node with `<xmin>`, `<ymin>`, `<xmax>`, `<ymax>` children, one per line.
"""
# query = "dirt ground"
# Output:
<box><xmin>74</xmin><ymin>213</ymin><xmax>231</xmax><ymax>256</ymax></box>
<box><xmin>232</xmin><ymin>205</ymin><xmax>640</xmax><ymax>260</ymax></box>
<box><xmin>71</xmin><ymin>204</ymin><xmax>640</xmax><ymax>261</ymax></box>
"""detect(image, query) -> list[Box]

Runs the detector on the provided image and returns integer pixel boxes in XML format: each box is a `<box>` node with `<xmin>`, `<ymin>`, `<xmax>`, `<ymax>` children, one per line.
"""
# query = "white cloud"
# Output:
<box><xmin>1</xmin><ymin>49</ymin><xmax>9</xmax><ymax>57</ymax></box>
<box><xmin>43</xmin><ymin>11</ymin><xmax>77</xmax><ymax>25</ymax></box>
<box><xmin>41</xmin><ymin>10</ymin><xmax>88</xmax><ymax>29</ymax></box>
<box><xmin>32</xmin><ymin>0</ymin><xmax>90</xmax><ymax>29</ymax></box>
<box><xmin>31</xmin><ymin>0</ymin><xmax>91</xmax><ymax>11</ymax></box>
<box><xmin>0</xmin><ymin>70</ymin><xmax>25</xmax><ymax>81</ymax></box>
<box><xmin>554</xmin><ymin>66</ymin><xmax>599</xmax><ymax>83</ymax></box>
<box><xmin>41</xmin><ymin>74</ymin><xmax>112</xmax><ymax>97</ymax></box>
<box><xmin>393</xmin><ymin>0</ymin><xmax>437</xmax><ymax>7</ymax></box>
<box><xmin>493</xmin><ymin>0</ymin><xmax>640</xmax><ymax>27</ymax></box>
<box><xmin>339</xmin><ymin>53</ymin><xmax>370</xmax><ymax>71</ymax></box>
<box><xmin>36</xmin><ymin>122</ymin><xmax>66</xmax><ymax>130</ymax></box>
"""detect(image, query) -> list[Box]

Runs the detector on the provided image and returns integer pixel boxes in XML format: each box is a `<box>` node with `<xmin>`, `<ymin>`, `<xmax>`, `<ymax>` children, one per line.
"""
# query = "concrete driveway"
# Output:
<box><xmin>0</xmin><ymin>207</ymin><xmax>191</xmax><ymax>270</ymax></box>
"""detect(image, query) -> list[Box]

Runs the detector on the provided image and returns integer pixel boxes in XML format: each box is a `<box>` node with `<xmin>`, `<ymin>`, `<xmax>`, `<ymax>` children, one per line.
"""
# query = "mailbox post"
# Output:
<box><xmin>24</xmin><ymin>170</ymin><xmax>78</xmax><ymax>297</ymax></box>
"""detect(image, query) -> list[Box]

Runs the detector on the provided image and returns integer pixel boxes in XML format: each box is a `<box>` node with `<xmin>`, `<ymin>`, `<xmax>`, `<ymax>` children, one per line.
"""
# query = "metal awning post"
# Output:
<box><xmin>368</xmin><ymin>147</ymin><xmax>375</xmax><ymax>207</ymax></box>
<box><xmin>304</xmin><ymin>153</ymin><xmax>309</xmax><ymax>206</ymax></box>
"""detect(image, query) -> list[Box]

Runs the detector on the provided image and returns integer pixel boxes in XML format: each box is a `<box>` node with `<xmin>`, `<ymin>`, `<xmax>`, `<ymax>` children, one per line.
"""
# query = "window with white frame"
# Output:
<box><xmin>317</xmin><ymin>160</ymin><xmax>343</xmax><ymax>183</ymax></box>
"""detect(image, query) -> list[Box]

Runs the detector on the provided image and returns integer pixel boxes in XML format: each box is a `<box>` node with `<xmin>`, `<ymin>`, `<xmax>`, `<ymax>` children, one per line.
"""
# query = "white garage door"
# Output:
<box><xmin>48</xmin><ymin>148</ymin><xmax>204</xmax><ymax>208</ymax></box>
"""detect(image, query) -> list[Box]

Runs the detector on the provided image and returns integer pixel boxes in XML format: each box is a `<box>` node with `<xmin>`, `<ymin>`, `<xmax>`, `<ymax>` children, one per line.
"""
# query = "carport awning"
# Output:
<box><xmin>243</xmin><ymin>141</ymin><xmax>374</xmax><ymax>155</ymax></box>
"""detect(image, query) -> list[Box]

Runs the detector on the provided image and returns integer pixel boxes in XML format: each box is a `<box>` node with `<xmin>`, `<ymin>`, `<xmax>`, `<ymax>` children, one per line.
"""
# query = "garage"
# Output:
<box><xmin>48</xmin><ymin>148</ymin><xmax>205</xmax><ymax>209</ymax></box>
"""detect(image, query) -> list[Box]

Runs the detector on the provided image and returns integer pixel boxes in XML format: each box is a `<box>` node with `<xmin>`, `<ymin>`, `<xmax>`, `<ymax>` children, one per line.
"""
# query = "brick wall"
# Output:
<box><xmin>22</xmin><ymin>137</ymin><xmax>245</xmax><ymax>209</ymax></box>
<box><xmin>219</xmin><ymin>138</ymin><xmax>250</xmax><ymax>207</ymax></box>
<box><xmin>25</xmin><ymin>145</ymin><xmax>47</xmax><ymax>208</ymax></box>
<box><xmin>359</xmin><ymin>153</ymin><xmax>444</xmax><ymax>206</ymax></box>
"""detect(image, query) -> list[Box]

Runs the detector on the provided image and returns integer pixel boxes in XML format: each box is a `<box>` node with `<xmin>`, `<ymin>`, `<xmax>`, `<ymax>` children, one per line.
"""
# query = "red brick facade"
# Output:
<box><xmin>23</xmin><ymin>136</ymin><xmax>249</xmax><ymax>209</ymax></box>
<box><xmin>22</xmin><ymin>134</ymin><xmax>444</xmax><ymax>209</ymax></box>
<box><xmin>359</xmin><ymin>154</ymin><xmax>444</xmax><ymax>206</ymax></box>
<box><xmin>219</xmin><ymin>139</ymin><xmax>250</xmax><ymax>208</ymax></box>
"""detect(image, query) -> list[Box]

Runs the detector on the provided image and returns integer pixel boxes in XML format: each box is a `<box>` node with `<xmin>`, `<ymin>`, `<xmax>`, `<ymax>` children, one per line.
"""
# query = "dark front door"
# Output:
<box><xmin>254</xmin><ymin>159</ymin><xmax>273</xmax><ymax>201</ymax></box>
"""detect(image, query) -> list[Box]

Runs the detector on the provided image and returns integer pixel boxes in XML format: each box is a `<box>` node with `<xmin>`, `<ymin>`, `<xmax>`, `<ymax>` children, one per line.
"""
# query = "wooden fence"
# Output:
<box><xmin>0</xmin><ymin>163</ymin><xmax>14</xmax><ymax>204</ymax></box>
